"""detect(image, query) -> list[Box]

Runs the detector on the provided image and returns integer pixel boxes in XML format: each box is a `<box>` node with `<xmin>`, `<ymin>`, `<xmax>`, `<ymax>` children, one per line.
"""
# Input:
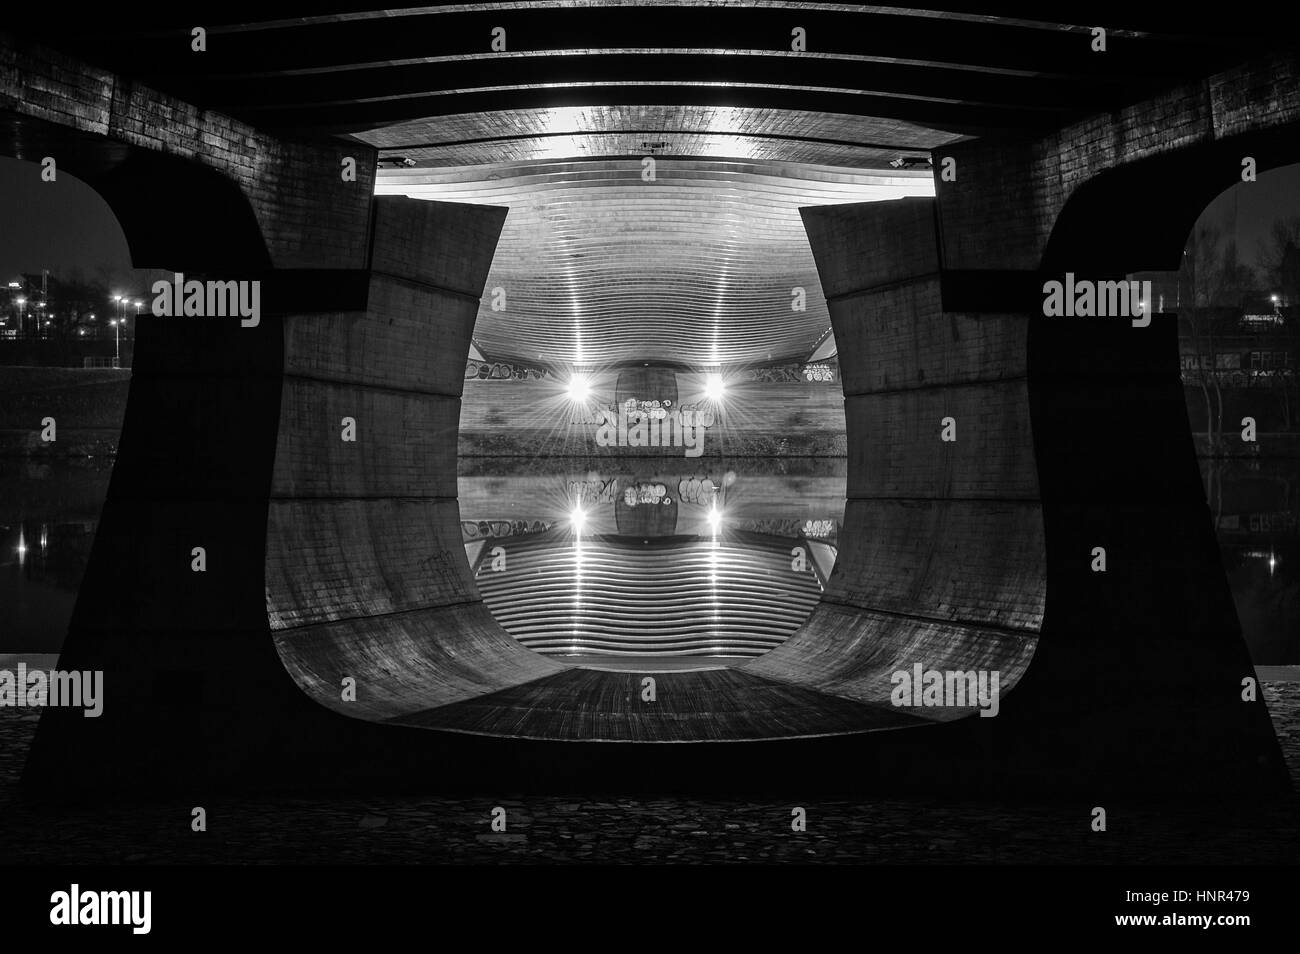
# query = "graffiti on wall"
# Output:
<box><xmin>462</xmin><ymin>519</ymin><xmax>553</xmax><ymax>540</ymax></box>
<box><xmin>801</xmin><ymin>363</ymin><xmax>836</xmax><ymax>382</ymax></box>
<box><xmin>575</xmin><ymin>398</ymin><xmax>717</xmax><ymax>428</ymax></box>
<box><xmin>623</xmin><ymin>482</ymin><xmax>672</xmax><ymax>507</ymax></box>
<box><xmin>465</xmin><ymin>360</ymin><xmax>551</xmax><ymax>380</ymax></box>
<box><xmin>570</xmin><ymin>478</ymin><xmax>621</xmax><ymax>504</ymax></box>
<box><xmin>738</xmin><ymin>360</ymin><xmax>839</xmax><ymax>384</ymax></box>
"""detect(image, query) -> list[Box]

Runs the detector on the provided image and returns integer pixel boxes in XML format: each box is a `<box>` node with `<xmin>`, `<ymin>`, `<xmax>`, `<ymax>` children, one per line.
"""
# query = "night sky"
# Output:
<box><xmin>1199</xmin><ymin>162</ymin><xmax>1300</xmax><ymax>269</ymax></box>
<box><xmin>0</xmin><ymin>157</ymin><xmax>133</xmax><ymax>281</ymax></box>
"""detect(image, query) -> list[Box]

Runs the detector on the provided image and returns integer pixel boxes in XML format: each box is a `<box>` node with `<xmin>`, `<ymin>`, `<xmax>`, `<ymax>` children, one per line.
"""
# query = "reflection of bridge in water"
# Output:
<box><xmin>473</xmin><ymin>532</ymin><xmax>829</xmax><ymax>660</ymax></box>
<box><xmin>459</xmin><ymin>459</ymin><xmax>844</xmax><ymax>663</ymax></box>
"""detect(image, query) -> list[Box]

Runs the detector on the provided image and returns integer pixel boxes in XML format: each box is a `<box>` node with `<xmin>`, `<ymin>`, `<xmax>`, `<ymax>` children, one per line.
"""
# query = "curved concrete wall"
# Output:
<box><xmin>744</xmin><ymin>198</ymin><xmax>1042</xmax><ymax>709</ymax></box>
<box><xmin>265</xmin><ymin>197</ymin><xmax>565</xmax><ymax>719</ymax></box>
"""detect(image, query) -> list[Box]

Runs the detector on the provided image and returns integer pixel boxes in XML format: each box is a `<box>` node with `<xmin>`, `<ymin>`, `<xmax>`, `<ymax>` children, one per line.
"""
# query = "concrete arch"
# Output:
<box><xmin>15</xmin><ymin>32</ymin><xmax>1294</xmax><ymax>800</ymax></box>
<box><xmin>1014</xmin><ymin>123</ymin><xmax>1300</xmax><ymax>790</ymax></box>
<box><xmin>0</xmin><ymin>114</ymin><xmax>271</xmax><ymax>273</ymax></box>
<box><xmin>1040</xmin><ymin>124</ymin><xmax>1300</xmax><ymax>276</ymax></box>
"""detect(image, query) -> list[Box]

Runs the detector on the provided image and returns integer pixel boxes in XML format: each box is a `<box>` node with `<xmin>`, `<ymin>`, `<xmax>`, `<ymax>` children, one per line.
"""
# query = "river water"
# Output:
<box><xmin>2</xmin><ymin>454</ymin><xmax>1297</xmax><ymax>663</ymax></box>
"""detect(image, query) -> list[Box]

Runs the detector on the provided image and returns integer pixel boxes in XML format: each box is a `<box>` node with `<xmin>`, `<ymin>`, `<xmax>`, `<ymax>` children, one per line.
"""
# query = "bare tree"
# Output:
<box><xmin>1254</xmin><ymin>215</ymin><xmax>1300</xmax><ymax>288</ymax></box>
<box><xmin>1254</xmin><ymin>221</ymin><xmax>1300</xmax><ymax>432</ymax></box>
<box><xmin>1178</xmin><ymin>224</ymin><xmax>1259</xmax><ymax>451</ymax></box>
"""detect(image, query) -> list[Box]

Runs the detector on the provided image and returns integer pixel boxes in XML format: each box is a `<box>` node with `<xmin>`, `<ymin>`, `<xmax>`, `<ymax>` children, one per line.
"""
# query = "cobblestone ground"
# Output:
<box><xmin>1</xmin><ymin>685</ymin><xmax>1297</xmax><ymax>865</ymax></box>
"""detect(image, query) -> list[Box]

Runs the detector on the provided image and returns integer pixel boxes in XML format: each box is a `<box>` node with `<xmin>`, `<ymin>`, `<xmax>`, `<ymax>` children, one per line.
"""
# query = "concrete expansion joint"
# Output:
<box><xmin>824</xmin><ymin>271</ymin><xmax>942</xmax><ymax>303</ymax></box>
<box><xmin>842</xmin><ymin>375</ymin><xmax>1029</xmax><ymax>398</ymax></box>
<box><xmin>814</xmin><ymin>598</ymin><xmax>1040</xmax><ymax>641</ymax></box>
<box><xmin>268</xmin><ymin>494</ymin><xmax>460</xmax><ymax>502</ymax></box>
<box><xmin>281</xmin><ymin>371</ymin><xmax>464</xmax><ymax>401</ymax></box>
<box><xmin>367</xmin><ymin>268</ymin><xmax>486</xmax><ymax>305</ymax></box>
<box><xmin>272</xmin><ymin>599</ymin><xmax>490</xmax><ymax>632</ymax></box>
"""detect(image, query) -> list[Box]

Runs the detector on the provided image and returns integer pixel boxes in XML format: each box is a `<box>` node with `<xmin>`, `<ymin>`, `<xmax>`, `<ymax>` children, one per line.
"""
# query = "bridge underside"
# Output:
<box><xmin>2</xmin><ymin>11</ymin><xmax>1295</xmax><ymax>798</ymax></box>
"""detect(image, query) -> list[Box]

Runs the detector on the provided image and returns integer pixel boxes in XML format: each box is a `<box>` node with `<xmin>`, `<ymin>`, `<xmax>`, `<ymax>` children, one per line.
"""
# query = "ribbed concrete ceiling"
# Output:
<box><xmin>380</xmin><ymin>156</ymin><xmax>930</xmax><ymax>366</ymax></box>
<box><xmin>23</xmin><ymin>3</ymin><xmax>1272</xmax><ymax>157</ymax></box>
<box><xmin>360</xmin><ymin>104</ymin><xmax>959</xmax><ymax>169</ymax></box>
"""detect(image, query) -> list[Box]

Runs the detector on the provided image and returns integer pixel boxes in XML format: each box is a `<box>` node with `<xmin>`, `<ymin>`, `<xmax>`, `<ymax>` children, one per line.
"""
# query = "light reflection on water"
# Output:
<box><xmin>1201</xmin><ymin>458</ymin><xmax>1300</xmax><ymax>664</ymax></box>
<box><xmin>3</xmin><ymin>456</ymin><xmax>1296</xmax><ymax>664</ymax></box>
<box><xmin>0</xmin><ymin>458</ymin><xmax>112</xmax><ymax>652</ymax></box>
<box><xmin>458</xmin><ymin>457</ymin><xmax>846</xmax><ymax>661</ymax></box>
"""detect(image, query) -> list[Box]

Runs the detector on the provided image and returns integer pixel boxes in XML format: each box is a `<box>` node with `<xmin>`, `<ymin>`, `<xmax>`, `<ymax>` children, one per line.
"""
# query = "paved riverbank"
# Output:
<box><xmin>0</xmin><ymin>367</ymin><xmax>128</xmax><ymax>458</ymax></box>
<box><xmin>1</xmin><ymin>678</ymin><xmax>1295</xmax><ymax>865</ymax></box>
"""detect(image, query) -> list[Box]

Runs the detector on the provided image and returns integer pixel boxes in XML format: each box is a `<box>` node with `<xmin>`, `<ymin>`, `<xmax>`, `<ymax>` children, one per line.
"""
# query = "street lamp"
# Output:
<box><xmin>14</xmin><ymin>297</ymin><xmax>25</xmax><ymax>337</ymax></box>
<box><xmin>110</xmin><ymin>319</ymin><xmax>120</xmax><ymax>367</ymax></box>
<box><xmin>704</xmin><ymin>372</ymin><xmax>726</xmax><ymax>401</ymax></box>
